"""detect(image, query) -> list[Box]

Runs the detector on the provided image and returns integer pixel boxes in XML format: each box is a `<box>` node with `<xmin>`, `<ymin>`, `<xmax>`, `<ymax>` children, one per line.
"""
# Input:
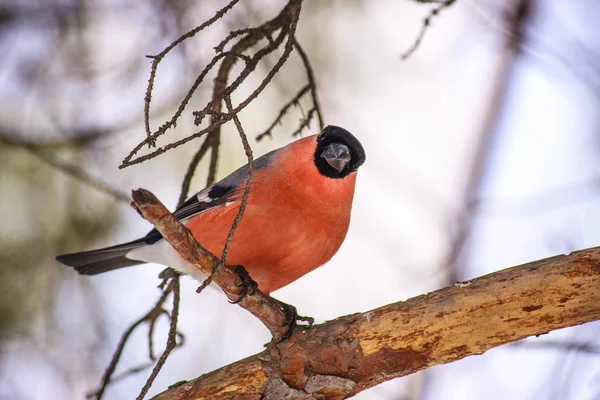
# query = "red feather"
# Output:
<box><xmin>185</xmin><ymin>134</ymin><xmax>357</xmax><ymax>294</ymax></box>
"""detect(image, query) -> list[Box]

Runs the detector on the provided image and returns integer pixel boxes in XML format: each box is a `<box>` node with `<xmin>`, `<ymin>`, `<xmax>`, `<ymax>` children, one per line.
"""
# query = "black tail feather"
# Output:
<box><xmin>56</xmin><ymin>238</ymin><xmax>148</xmax><ymax>275</ymax></box>
<box><xmin>73</xmin><ymin>256</ymin><xmax>145</xmax><ymax>275</ymax></box>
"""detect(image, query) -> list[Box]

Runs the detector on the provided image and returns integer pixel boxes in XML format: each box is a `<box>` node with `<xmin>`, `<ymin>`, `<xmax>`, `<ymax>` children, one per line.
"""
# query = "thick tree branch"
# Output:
<box><xmin>130</xmin><ymin>188</ymin><xmax>291</xmax><ymax>342</ymax></box>
<box><xmin>152</xmin><ymin>247</ymin><xmax>600</xmax><ymax>399</ymax></box>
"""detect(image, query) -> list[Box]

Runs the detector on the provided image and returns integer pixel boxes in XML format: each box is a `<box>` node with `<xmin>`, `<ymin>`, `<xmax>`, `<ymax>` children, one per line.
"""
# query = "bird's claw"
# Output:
<box><xmin>229</xmin><ymin>265</ymin><xmax>258</xmax><ymax>304</ymax></box>
<box><xmin>273</xmin><ymin>299</ymin><xmax>314</xmax><ymax>343</ymax></box>
<box><xmin>227</xmin><ymin>266</ymin><xmax>313</xmax><ymax>342</ymax></box>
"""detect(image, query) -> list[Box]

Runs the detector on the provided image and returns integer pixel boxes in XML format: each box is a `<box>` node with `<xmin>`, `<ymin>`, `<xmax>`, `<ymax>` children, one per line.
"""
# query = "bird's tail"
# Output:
<box><xmin>56</xmin><ymin>238</ymin><xmax>148</xmax><ymax>275</ymax></box>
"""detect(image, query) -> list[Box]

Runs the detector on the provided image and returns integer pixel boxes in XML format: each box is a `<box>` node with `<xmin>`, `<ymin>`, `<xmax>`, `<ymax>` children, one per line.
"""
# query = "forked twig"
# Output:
<box><xmin>102</xmin><ymin>0</ymin><xmax>323</xmax><ymax>397</ymax></box>
<box><xmin>91</xmin><ymin>276</ymin><xmax>183</xmax><ymax>400</ymax></box>
<box><xmin>144</xmin><ymin>0</ymin><xmax>242</xmax><ymax>142</ymax></box>
<box><xmin>400</xmin><ymin>0</ymin><xmax>456</xmax><ymax>60</ymax></box>
<box><xmin>256</xmin><ymin>84</ymin><xmax>310</xmax><ymax>141</ymax></box>
<box><xmin>136</xmin><ymin>276</ymin><xmax>181</xmax><ymax>400</ymax></box>
<box><xmin>121</xmin><ymin>0</ymin><xmax>303</xmax><ymax>169</ymax></box>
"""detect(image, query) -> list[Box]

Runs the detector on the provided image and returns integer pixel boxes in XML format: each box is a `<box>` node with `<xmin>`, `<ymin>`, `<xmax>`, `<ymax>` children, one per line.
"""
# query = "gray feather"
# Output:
<box><xmin>57</xmin><ymin>148</ymin><xmax>279</xmax><ymax>276</ymax></box>
<box><xmin>173</xmin><ymin>148</ymin><xmax>278</xmax><ymax>221</ymax></box>
<box><xmin>56</xmin><ymin>239</ymin><xmax>147</xmax><ymax>275</ymax></box>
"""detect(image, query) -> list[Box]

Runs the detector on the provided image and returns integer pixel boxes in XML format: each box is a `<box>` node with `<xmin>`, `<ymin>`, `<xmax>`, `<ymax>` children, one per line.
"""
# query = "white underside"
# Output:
<box><xmin>126</xmin><ymin>240</ymin><xmax>210</xmax><ymax>283</ymax></box>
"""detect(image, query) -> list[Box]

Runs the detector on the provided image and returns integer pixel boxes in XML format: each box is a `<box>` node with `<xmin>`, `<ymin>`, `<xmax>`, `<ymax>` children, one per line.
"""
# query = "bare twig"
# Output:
<box><xmin>144</xmin><ymin>0</ymin><xmax>242</xmax><ymax>142</ymax></box>
<box><xmin>130</xmin><ymin>189</ymin><xmax>291</xmax><ymax>341</ymax></box>
<box><xmin>255</xmin><ymin>39</ymin><xmax>323</xmax><ymax>142</ymax></box>
<box><xmin>291</xmin><ymin>107</ymin><xmax>317</xmax><ymax>138</ymax></box>
<box><xmin>196</xmin><ymin>96</ymin><xmax>254</xmax><ymax>294</ymax></box>
<box><xmin>87</xmin><ymin>362</ymin><xmax>154</xmax><ymax>399</ymax></box>
<box><xmin>136</xmin><ymin>276</ymin><xmax>181</xmax><ymax>400</ymax></box>
<box><xmin>121</xmin><ymin>0</ymin><xmax>303</xmax><ymax>169</ymax></box>
<box><xmin>293</xmin><ymin>39</ymin><xmax>324</xmax><ymax>130</ymax></box>
<box><xmin>0</xmin><ymin>135</ymin><xmax>129</xmax><ymax>203</ymax></box>
<box><xmin>256</xmin><ymin>84</ymin><xmax>310</xmax><ymax>141</ymax></box>
<box><xmin>400</xmin><ymin>0</ymin><xmax>456</xmax><ymax>60</ymax></box>
<box><xmin>104</xmin><ymin>2</ymin><xmax>322</xmax><ymax>397</ymax></box>
<box><xmin>206</xmin><ymin>133</ymin><xmax>220</xmax><ymax>187</ymax></box>
<box><xmin>145</xmin><ymin>50</ymin><xmax>251</xmax><ymax>157</ymax></box>
<box><xmin>200</xmin><ymin>0</ymin><xmax>301</xmax><ymax>186</ymax></box>
<box><xmin>177</xmin><ymin>138</ymin><xmax>212</xmax><ymax>207</ymax></box>
<box><xmin>91</xmin><ymin>277</ymin><xmax>182</xmax><ymax>400</ymax></box>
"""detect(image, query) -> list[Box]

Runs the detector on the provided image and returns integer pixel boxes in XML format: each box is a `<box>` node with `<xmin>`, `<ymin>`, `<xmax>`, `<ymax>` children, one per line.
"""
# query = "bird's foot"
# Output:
<box><xmin>272</xmin><ymin>298</ymin><xmax>315</xmax><ymax>343</ymax></box>
<box><xmin>229</xmin><ymin>265</ymin><xmax>258</xmax><ymax>304</ymax></box>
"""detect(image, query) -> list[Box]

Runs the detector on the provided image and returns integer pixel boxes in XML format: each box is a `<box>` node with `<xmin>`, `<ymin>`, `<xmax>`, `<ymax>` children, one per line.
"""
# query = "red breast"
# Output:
<box><xmin>185</xmin><ymin>134</ymin><xmax>358</xmax><ymax>294</ymax></box>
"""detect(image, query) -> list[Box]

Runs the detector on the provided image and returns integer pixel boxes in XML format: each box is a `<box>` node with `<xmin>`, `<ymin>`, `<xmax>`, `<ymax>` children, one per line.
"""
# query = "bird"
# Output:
<box><xmin>56</xmin><ymin>125</ymin><xmax>366</xmax><ymax>295</ymax></box>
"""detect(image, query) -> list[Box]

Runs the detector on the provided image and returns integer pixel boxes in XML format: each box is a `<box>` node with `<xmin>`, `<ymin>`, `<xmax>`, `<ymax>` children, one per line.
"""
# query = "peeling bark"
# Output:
<box><xmin>153</xmin><ymin>247</ymin><xmax>600</xmax><ymax>399</ymax></box>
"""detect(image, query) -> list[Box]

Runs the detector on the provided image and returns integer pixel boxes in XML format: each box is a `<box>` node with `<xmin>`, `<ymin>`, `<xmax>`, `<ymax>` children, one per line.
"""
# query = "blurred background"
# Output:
<box><xmin>0</xmin><ymin>0</ymin><xmax>599</xmax><ymax>399</ymax></box>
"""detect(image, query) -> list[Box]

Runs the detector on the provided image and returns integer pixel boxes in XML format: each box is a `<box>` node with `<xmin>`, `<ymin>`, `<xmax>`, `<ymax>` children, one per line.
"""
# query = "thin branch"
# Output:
<box><xmin>0</xmin><ymin>135</ymin><xmax>129</xmax><ymax>203</ymax></box>
<box><xmin>400</xmin><ymin>0</ymin><xmax>456</xmax><ymax>60</ymax></box>
<box><xmin>153</xmin><ymin>247</ymin><xmax>600</xmax><ymax>399</ymax></box>
<box><xmin>254</xmin><ymin>39</ymin><xmax>324</xmax><ymax>142</ymax></box>
<box><xmin>196</xmin><ymin>96</ymin><xmax>254</xmax><ymax>293</ymax></box>
<box><xmin>102</xmin><ymin>3</ymin><xmax>319</xmax><ymax>397</ymax></box>
<box><xmin>206</xmin><ymin>133</ymin><xmax>220</xmax><ymax>187</ymax></box>
<box><xmin>144</xmin><ymin>0</ymin><xmax>241</xmax><ymax>142</ymax></box>
<box><xmin>215</xmin><ymin>26</ymin><xmax>271</xmax><ymax>54</ymax></box>
<box><xmin>146</xmin><ymin>50</ymin><xmax>251</xmax><ymax>155</ymax></box>
<box><xmin>293</xmin><ymin>39</ymin><xmax>324</xmax><ymax>130</ymax></box>
<box><xmin>199</xmin><ymin>1</ymin><xmax>301</xmax><ymax>186</ymax></box>
<box><xmin>92</xmin><ymin>278</ymin><xmax>179</xmax><ymax>400</ymax></box>
<box><xmin>0</xmin><ymin>128</ymin><xmax>108</xmax><ymax>149</ymax></box>
<box><xmin>130</xmin><ymin>188</ymin><xmax>291</xmax><ymax>341</ymax></box>
<box><xmin>177</xmin><ymin>137</ymin><xmax>212</xmax><ymax>207</ymax></box>
<box><xmin>87</xmin><ymin>362</ymin><xmax>154</xmax><ymax>399</ymax></box>
<box><xmin>136</xmin><ymin>276</ymin><xmax>181</xmax><ymax>400</ymax></box>
<box><xmin>256</xmin><ymin>84</ymin><xmax>310</xmax><ymax>141</ymax></box>
<box><xmin>199</xmin><ymin>0</ymin><xmax>301</xmax><ymax>189</ymax></box>
<box><xmin>291</xmin><ymin>107</ymin><xmax>316</xmax><ymax>138</ymax></box>
<box><xmin>147</xmin><ymin>309</ymin><xmax>170</xmax><ymax>360</ymax></box>
<box><xmin>121</xmin><ymin>0</ymin><xmax>302</xmax><ymax>169</ymax></box>
<box><xmin>191</xmin><ymin>5</ymin><xmax>298</xmax><ymax>127</ymax></box>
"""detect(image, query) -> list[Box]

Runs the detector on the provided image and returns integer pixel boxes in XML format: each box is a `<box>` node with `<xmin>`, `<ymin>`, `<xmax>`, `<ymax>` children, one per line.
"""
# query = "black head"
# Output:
<box><xmin>314</xmin><ymin>125</ymin><xmax>366</xmax><ymax>179</ymax></box>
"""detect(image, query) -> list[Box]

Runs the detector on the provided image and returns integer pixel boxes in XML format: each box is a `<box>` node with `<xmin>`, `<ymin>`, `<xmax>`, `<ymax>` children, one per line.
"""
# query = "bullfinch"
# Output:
<box><xmin>56</xmin><ymin>125</ymin><xmax>366</xmax><ymax>294</ymax></box>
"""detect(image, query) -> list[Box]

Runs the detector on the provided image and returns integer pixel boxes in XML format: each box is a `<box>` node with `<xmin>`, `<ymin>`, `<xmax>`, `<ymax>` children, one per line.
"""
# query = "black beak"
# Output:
<box><xmin>320</xmin><ymin>143</ymin><xmax>351</xmax><ymax>173</ymax></box>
